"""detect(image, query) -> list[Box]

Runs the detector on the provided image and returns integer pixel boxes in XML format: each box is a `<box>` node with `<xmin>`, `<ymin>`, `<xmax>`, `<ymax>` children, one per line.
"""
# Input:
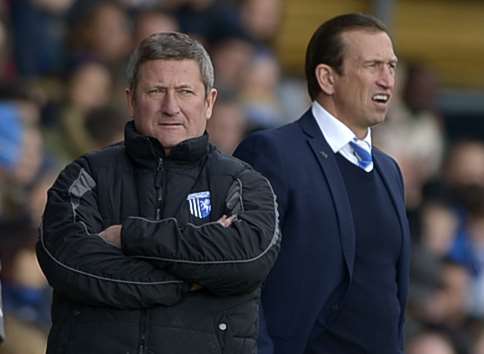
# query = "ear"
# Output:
<box><xmin>315</xmin><ymin>64</ymin><xmax>336</xmax><ymax>95</ymax></box>
<box><xmin>126</xmin><ymin>88</ymin><xmax>135</xmax><ymax>117</ymax></box>
<box><xmin>204</xmin><ymin>88</ymin><xmax>218</xmax><ymax>120</ymax></box>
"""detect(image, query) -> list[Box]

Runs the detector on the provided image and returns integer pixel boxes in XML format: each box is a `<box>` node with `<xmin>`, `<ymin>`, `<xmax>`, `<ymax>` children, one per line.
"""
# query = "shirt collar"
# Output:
<box><xmin>311</xmin><ymin>101</ymin><xmax>372</xmax><ymax>153</ymax></box>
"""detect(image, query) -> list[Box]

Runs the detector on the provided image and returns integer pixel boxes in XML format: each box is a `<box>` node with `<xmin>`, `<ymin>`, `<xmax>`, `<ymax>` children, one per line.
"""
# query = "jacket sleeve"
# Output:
<box><xmin>36</xmin><ymin>158</ymin><xmax>191</xmax><ymax>309</ymax></box>
<box><xmin>121</xmin><ymin>167</ymin><xmax>281</xmax><ymax>296</ymax></box>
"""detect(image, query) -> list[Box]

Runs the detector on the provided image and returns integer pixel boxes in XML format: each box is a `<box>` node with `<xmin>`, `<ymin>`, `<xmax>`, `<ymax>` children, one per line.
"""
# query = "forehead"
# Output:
<box><xmin>340</xmin><ymin>29</ymin><xmax>396</xmax><ymax>62</ymax></box>
<box><xmin>138</xmin><ymin>59</ymin><xmax>203</xmax><ymax>84</ymax></box>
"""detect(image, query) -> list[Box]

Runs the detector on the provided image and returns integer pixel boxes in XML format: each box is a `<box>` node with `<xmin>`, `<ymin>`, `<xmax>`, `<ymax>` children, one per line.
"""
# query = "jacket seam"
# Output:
<box><xmin>39</xmin><ymin>225</ymin><xmax>184</xmax><ymax>285</ymax></box>
<box><xmin>236</xmin><ymin>177</ymin><xmax>245</xmax><ymax>212</ymax></box>
<box><xmin>40</xmin><ymin>167</ymin><xmax>184</xmax><ymax>286</ymax></box>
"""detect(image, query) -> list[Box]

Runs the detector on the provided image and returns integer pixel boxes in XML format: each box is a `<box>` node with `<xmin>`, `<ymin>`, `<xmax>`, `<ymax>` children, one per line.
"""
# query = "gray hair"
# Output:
<box><xmin>126</xmin><ymin>32</ymin><xmax>215</xmax><ymax>94</ymax></box>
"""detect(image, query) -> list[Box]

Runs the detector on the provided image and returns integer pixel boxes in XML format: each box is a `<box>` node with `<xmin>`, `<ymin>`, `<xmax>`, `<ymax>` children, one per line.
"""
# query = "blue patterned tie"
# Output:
<box><xmin>349</xmin><ymin>140</ymin><xmax>373</xmax><ymax>170</ymax></box>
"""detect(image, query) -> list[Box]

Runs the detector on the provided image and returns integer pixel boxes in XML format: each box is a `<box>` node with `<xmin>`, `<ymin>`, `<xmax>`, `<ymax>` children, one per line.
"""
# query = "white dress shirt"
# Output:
<box><xmin>311</xmin><ymin>101</ymin><xmax>374</xmax><ymax>172</ymax></box>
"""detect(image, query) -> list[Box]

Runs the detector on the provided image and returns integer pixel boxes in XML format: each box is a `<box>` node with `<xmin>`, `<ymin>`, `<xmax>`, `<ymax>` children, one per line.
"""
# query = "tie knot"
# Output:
<box><xmin>349</xmin><ymin>140</ymin><xmax>372</xmax><ymax>170</ymax></box>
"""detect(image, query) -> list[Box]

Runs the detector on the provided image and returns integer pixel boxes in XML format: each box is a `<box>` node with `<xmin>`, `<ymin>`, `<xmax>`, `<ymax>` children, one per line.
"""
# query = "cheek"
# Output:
<box><xmin>134</xmin><ymin>109</ymin><xmax>156</xmax><ymax>134</ymax></box>
<box><xmin>355</xmin><ymin>82</ymin><xmax>371</xmax><ymax>104</ymax></box>
<box><xmin>135</xmin><ymin>97</ymin><xmax>159</xmax><ymax>118</ymax></box>
<box><xmin>193</xmin><ymin>115</ymin><xmax>208</xmax><ymax>132</ymax></box>
<box><xmin>187</xmin><ymin>102</ymin><xmax>209</xmax><ymax>124</ymax></box>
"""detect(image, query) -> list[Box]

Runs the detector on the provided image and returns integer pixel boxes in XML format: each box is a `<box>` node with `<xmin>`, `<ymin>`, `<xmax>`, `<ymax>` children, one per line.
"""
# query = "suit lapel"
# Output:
<box><xmin>299</xmin><ymin>111</ymin><xmax>356</xmax><ymax>278</ymax></box>
<box><xmin>373</xmin><ymin>150</ymin><xmax>411</xmax><ymax>319</ymax></box>
<box><xmin>373</xmin><ymin>151</ymin><xmax>408</xmax><ymax>243</ymax></box>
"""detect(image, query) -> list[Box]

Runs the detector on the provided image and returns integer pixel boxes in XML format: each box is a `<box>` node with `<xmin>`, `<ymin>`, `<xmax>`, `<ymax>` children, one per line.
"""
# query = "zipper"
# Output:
<box><xmin>154</xmin><ymin>157</ymin><xmax>164</xmax><ymax>220</ymax></box>
<box><xmin>138</xmin><ymin>309</ymin><xmax>147</xmax><ymax>354</ymax></box>
<box><xmin>138</xmin><ymin>158</ymin><xmax>163</xmax><ymax>354</ymax></box>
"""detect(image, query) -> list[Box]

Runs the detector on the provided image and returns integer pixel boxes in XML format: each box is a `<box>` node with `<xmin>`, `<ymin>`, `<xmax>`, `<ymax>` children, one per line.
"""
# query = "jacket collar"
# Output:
<box><xmin>124</xmin><ymin>120</ymin><xmax>209</xmax><ymax>169</ymax></box>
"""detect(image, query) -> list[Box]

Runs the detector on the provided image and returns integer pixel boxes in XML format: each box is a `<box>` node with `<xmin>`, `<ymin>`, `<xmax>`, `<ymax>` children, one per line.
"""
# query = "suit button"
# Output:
<box><xmin>73</xmin><ymin>310</ymin><xmax>81</xmax><ymax>316</ymax></box>
<box><xmin>331</xmin><ymin>304</ymin><xmax>339</xmax><ymax>311</ymax></box>
<box><xmin>218</xmin><ymin>322</ymin><xmax>228</xmax><ymax>331</ymax></box>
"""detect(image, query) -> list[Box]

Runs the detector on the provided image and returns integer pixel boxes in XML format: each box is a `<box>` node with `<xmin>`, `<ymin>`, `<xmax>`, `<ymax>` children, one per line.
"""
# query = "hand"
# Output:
<box><xmin>190</xmin><ymin>282</ymin><xmax>203</xmax><ymax>292</ymax></box>
<box><xmin>99</xmin><ymin>225</ymin><xmax>122</xmax><ymax>248</ymax></box>
<box><xmin>217</xmin><ymin>214</ymin><xmax>236</xmax><ymax>228</ymax></box>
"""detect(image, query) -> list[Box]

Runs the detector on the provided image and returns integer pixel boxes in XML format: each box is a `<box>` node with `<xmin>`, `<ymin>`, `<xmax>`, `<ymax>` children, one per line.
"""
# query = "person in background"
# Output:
<box><xmin>65</xmin><ymin>0</ymin><xmax>131</xmax><ymax>71</ymax></box>
<box><xmin>406</xmin><ymin>331</ymin><xmax>456</xmax><ymax>354</ymax></box>
<box><xmin>239</xmin><ymin>51</ymin><xmax>287</xmax><ymax>130</ymax></box>
<box><xmin>132</xmin><ymin>7</ymin><xmax>179</xmax><ymax>45</ymax></box>
<box><xmin>239</xmin><ymin>0</ymin><xmax>282</xmax><ymax>46</ymax></box>
<box><xmin>0</xmin><ymin>220</ymin><xmax>51</xmax><ymax>354</ymax></box>
<box><xmin>0</xmin><ymin>85</ymin><xmax>45</xmax><ymax>222</ymax></box>
<box><xmin>207</xmin><ymin>92</ymin><xmax>247</xmax><ymax>155</ymax></box>
<box><xmin>43</xmin><ymin>60</ymin><xmax>113</xmax><ymax>165</ymax></box>
<box><xmin>83</xmin><ymin>105</ymin><xmax>129</xmax><ymax>149</ymax></box>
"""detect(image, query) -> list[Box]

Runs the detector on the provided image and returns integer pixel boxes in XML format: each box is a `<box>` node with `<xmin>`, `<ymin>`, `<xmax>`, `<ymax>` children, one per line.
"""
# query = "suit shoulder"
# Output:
<box><xmin>239</xmin><ymin>123</ymin><xmax>301</xmax><ymax>151</ymax></box>
<box><xmin>252</xmin><ymin>122</ymin><xmax>300</xmax><ymax>140</ymax></box>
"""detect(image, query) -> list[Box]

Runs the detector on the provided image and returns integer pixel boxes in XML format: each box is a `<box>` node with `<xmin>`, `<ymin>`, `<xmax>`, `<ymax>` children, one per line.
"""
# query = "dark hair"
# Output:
<box><xmin>305</xmin><ymin>13</ymin><xmax>389</xmax><ymax>100</ymax></box>
<box><xmin>126</xmin><ymin>32</ymin><xmax>214</xmax><ymax>94</ymax></box>
<box><xmin>85</xmin><ymin>105</ymin><xmax>128</xmax><ymax>146</ymax></box>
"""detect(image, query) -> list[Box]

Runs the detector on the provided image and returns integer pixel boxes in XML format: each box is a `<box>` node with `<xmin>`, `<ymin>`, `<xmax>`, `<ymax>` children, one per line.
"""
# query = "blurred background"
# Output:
<box><xmin>0</xmin><ymin>1</ymin><xmax>483</xmax><ymax>353</ymax></box>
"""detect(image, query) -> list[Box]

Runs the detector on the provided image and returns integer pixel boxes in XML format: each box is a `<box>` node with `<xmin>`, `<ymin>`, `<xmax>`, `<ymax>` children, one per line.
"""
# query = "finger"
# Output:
<box><xmin>226</xmin><ymin>215</ymin><xmax>237</xmax><ymax>225</ymax></box>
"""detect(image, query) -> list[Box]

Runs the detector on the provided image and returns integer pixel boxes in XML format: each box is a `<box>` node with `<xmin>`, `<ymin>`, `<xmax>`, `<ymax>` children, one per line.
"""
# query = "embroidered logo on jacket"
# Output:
<box><xmin>187</xmin><ymin>191</ymin><xmax>211</xmax><ymax>219</ymax></box>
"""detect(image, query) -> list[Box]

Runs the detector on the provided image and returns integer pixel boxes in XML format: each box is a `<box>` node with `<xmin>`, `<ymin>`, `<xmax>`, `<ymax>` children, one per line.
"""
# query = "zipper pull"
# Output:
<box><xmin>154</xmin><ymin>157</ymin><xmax>163</xmax><ymax>188</ymax></box>
<box><xmin>154</xmin><ymin>157</ymin><xmax>164</xmax><ymax>220</ymax></box>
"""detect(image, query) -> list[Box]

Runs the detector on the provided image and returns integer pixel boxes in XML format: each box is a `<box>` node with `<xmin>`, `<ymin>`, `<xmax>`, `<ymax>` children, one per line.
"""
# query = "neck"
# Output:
<box><xmin>315</xmin><ymin>99</ymin><xmax>369</xmax><ymax>139</ymax></box>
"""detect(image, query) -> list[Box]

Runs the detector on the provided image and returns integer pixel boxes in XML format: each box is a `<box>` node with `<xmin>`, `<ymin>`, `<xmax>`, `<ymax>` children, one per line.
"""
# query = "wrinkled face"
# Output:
<box><xmin>127</xmin><ymin>59</ymin><xmax>217</xmax><ymax>154</ymax></box>
<box><xmin>92</xmin><ymin>4</ymin><xmax>131</xmax><ymax>61</ymax></box>
<box><xmin>332</xmin><ymin>30</ymin><xmax>397</xmax><ymax>137</ymax></box>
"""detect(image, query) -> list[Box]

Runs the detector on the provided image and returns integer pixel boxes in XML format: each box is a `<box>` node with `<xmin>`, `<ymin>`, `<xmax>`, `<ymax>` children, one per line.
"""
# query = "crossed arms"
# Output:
<box><xmin>37</xmin><ymin>157</ymin><xmax>280</xmax><ymax>309</ymax></box>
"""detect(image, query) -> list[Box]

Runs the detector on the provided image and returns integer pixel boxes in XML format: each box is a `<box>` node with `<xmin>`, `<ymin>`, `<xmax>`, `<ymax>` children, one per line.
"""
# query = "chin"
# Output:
<box><xmin>153</xmin><ymin>129</ymin><xmax>179</xmax><ymax>142</ymax></box>
<box><xmin>368</xmin><ymin>117</ymin><xmax>386</xmax><ymax>128</ymax></box>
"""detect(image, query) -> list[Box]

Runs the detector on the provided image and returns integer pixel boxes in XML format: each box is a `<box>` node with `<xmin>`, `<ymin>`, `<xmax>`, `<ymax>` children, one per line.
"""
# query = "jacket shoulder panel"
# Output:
<box><xmin>207</xmin><ymin>148</ymin><xmax>252</xmax><ymax>178</ymax></box>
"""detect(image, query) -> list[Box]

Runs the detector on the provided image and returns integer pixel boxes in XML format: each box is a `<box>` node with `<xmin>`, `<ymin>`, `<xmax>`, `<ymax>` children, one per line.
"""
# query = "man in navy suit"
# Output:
<box><xmin>234</xmin><ymin>13</ymin><xmax>411</xmax><ymax>354</ymax></box>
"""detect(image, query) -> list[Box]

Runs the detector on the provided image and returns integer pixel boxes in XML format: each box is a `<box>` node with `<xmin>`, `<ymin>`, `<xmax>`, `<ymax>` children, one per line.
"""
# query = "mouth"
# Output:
<box><xmin>372</xmin><ymin>93</ymin><xmax>391</xmax><ymax>105</ymax></box>
<box><xmin>158</xmin><ymin>122</ymin><xmax>183</xmax><ymax>127</ymax></box>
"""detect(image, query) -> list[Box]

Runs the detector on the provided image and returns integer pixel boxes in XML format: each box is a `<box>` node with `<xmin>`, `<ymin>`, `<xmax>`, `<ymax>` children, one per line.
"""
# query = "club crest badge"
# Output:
<box><xmin>187</xmin><ymin>191</ymin><xmax>211</xmax><ymax>219</ymax></box>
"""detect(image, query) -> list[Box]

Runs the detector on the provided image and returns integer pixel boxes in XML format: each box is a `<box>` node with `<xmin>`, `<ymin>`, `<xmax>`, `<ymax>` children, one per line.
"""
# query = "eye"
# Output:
<box><xmin>147</xmin><ymin>87</ymin><xmax>163</xmax><ymax>95</ymax></box>
<box><xmin>178</xmin><ymin>88</ymin><xmax>195</xmax><ymax>96</ymax></box>
<box><xmin>388</xmin><ymin>62</ymin><xmax>397</xmax><ymax>74</ymax></box>
<box><xmin>365</xmin><ymin>62</ymin><xmax>379</xmax><ymax>71</ymax></box>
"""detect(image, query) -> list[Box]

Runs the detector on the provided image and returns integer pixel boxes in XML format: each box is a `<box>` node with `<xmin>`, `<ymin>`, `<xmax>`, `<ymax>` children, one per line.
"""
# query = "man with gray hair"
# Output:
<box><xmin>37</xmin><ymin>32</ymin><xmax>280</xmax><ymax>354</ymax></box>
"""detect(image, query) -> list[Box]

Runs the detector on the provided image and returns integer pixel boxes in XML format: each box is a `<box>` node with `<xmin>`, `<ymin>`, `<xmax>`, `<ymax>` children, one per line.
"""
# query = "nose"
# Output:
<box><xmin>161</xmin><ymin>90</ymin><xmax>180</xmax><ymax>116</ymax></box>
<box><xmin>377</xmin><ymin>65</ymin><xmax>395</xmax><ymax>90</ymax></box>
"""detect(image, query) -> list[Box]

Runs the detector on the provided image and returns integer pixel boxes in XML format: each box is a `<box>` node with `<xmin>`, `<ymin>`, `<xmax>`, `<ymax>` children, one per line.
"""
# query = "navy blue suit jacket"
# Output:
<box><xmin>234</xmin><ymin>110</ymin><xmax>411</xmax><ymax>354</ymax></box>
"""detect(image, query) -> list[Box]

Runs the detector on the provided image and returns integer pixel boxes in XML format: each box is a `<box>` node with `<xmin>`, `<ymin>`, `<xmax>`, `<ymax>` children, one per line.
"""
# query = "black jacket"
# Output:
<box><xmin>37</xmin><ymin>122</ymin><xmax>280</xmax><ymax>354</ymax></box>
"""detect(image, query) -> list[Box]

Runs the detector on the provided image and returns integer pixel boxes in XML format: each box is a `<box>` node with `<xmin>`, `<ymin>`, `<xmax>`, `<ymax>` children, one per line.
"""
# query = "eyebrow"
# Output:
<box><xmin>363</xmin><ymin>58</ymin><xmax>398</xmax><ymax>64</ymax></box>
<box><xmin>146</xmin><ymin>83</ymin><xmax>196</xmax><ymax>89</ymax></box>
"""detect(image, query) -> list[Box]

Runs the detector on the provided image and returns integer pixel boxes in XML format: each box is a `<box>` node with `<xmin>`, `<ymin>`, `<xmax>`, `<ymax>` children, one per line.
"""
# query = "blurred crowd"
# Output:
<box><xmin>0</xmin><ymin>1</ymin><xmax>483</xmax><ymax>354</ymax></box>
